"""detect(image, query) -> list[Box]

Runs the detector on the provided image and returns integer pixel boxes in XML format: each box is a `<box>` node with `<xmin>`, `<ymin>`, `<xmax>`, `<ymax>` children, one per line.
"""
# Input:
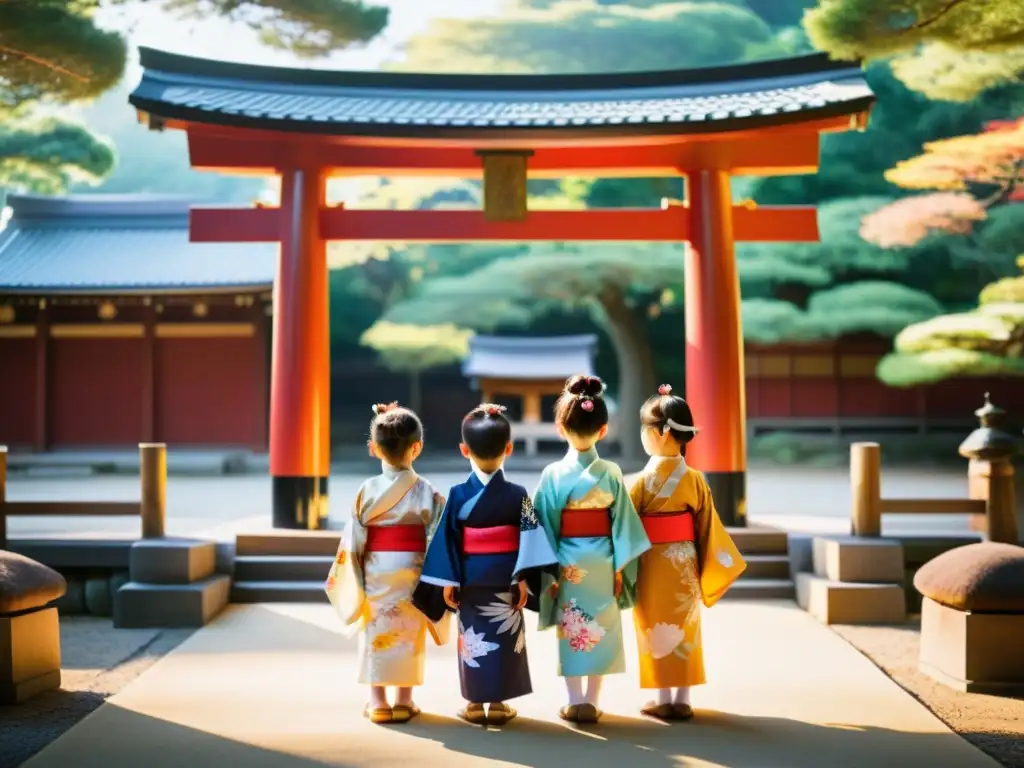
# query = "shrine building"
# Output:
<box><xmin>124</xmin><ymin>47</ymin><xmax>878</xmax><ymax>529</ymax></box>
<box><xmin>0</xmin><ymin>194</ymin><xmax>272</xmax><ymax>451</ymax></box>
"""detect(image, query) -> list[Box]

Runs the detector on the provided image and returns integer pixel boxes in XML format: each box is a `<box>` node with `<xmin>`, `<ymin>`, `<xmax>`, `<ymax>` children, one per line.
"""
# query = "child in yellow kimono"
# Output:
<box><xmin>325</xmin><ymin>402</ymin><xmax>449</xmax><ymax>725</ymax></box>
<box><xmin>627</xmin><ymin>384</ymin><xmax>746</xmax><ymax>721</ymax></box>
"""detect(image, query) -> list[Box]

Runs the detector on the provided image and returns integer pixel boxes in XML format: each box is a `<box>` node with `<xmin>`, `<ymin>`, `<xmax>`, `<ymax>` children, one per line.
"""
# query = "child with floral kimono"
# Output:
<box><xmin>532</xmin><ymin>375</ymin><xmax>651</xmax><ymax>724</ymax></box>
<box><xmin>413</xmin><ymin>404</ymin><xmax>559</xmax><ymax>726</ymax></box>
<box><xmin>325</xmin><ymin>402</ymin><xmax>450</xmax><ymax>725</ymax></box>
<box><xmin>628</xmin><ymin>385</ymin><xmax>747</xmax><ymax>721</ymax></box>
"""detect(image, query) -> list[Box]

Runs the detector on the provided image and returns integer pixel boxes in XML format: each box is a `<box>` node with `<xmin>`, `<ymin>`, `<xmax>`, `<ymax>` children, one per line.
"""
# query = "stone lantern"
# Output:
<box><xmin>958</xmin><ymin>393</ymin><xmax>1019</xmax><ymax>544</ymax></box>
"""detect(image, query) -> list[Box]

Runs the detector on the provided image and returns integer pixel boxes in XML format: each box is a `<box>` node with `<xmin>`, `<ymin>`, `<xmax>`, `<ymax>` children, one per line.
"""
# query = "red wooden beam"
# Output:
<box><xmin>191</xmin><ymin>205</ymin><xmax>819</xmax><ymax>244</ymax></box>
<box><xmin>186</xmin><ymin>131</ymin><xmax>824</xmax><ymax>177</ymax></box>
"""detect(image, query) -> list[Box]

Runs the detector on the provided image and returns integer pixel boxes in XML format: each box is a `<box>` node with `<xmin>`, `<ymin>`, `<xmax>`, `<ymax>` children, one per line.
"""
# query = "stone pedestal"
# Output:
<box><xmin>914</xmin><ymin>541</ymin><xmax>1024</xmax><ymax>695</ymax></box>
<box><xmin>919</xmin><ymin>596</ymin><xmax>1024</xmax><ymax>694</ymax></box>
<box><xmin>796</xmin><ymin>536</ymin><xmax>906</xmax><ymax>625</ymax></box>
<box><xmin>0</xmin><ymin>551</ymin><xmax>66</xmax><ymax>703</ymax></box>
<box><xmin>0</xmin><ymin>607</ymin><xmax>62</xmax><ymax>704</ymax></box>
<box><xmin>114</xmin><ymin>538</ymin><xmax>229</xmax><ymax>628</ymax></box>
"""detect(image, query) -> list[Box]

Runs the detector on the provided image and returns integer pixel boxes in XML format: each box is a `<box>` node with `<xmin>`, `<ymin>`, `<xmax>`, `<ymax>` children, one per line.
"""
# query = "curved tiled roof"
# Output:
<box><xmin>0</xmin><ymin>195</ymin><xmax>275</xmax><ymax>294</ymax></box>
<box><xmin>463</xmin><ymin>335</ymin><xmax>598</xmax><ymax>380</ymax></box>
<box><xmin>129</xmin><ymin>48</ymin><xmax>873</xmax><ymax>140</ymax></box>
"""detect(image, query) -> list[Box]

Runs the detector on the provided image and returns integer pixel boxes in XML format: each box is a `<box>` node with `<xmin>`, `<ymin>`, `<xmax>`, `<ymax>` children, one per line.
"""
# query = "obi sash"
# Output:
<box><xmin>640</xmin><ymin>511</ymin><xmax>695</xmax><ymax>545</ymax></box>
<box><xmin>462</xmin><ymin>525</ymin><xmax>519</xmax><ymax>555</ymax></box>
<box><xmin>365</xmin><ymin>524</ymin><xmax>426</xmax><ymax>553</ymax></box>
<box><xmin>560</xmin><ymin>507</ymin><xmax>612</xmax><ymax>538</ymax></box>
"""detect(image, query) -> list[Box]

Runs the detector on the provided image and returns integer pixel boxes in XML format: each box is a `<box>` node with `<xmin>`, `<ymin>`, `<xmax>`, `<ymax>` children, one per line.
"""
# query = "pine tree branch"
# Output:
<box><xmin>0</xmin><ymin>44</ymin><xmax>88</xmax><ymax>83</ymax></box>
<box><xmin>909</xmin><ymin>0</ymin><xmax>971</xmax><ymax>33</ymax></box>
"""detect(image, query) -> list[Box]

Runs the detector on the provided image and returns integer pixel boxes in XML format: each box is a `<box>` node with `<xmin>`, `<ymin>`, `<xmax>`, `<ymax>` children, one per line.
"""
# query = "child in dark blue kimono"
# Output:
<box><xmin>413</xmin><ymin>404</ymin><xmax>558</xmax><ymax>726</ymax></box>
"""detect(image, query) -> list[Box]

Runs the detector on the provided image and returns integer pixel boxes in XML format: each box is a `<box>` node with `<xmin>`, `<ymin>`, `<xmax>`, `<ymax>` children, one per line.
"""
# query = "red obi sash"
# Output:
<box><xmin>641</xmin><ymin>512</ymin><xmax>695</xmax><ymax>545</ymax></box>
<box><xmin>462</xmin><ymin>525</ymin><xmax>519</xmax><ymax>555</ymax></box>
<box><xmin>365</xmin><ymin>524</ymin><xmax>426</xmax><ymax>553</ymax></box>
<box><xmin>560</xmin><ymin>508</ymin><xmax>612</xmax><ymax>538</ymax></box>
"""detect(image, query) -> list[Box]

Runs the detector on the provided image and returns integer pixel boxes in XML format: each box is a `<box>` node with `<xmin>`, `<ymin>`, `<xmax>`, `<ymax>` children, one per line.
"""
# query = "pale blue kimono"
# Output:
<box><xmin>533</xmin><ymin>447</ymin><xmax>651</xmax><ymax>677</ymax></box>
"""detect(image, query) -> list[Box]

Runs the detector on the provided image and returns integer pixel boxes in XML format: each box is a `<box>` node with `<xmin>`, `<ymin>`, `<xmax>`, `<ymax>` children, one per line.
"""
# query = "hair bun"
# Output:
<box><xmin>565</xmin><ymin>374</ymin><xmax>605</xmax><ymax>398</ymax></box>
<box><xmin>658</xmin><ymin>384</ymin><xmax>673</xmax><ymax>396</ymax></box>
<box><xmin>371</xmin><ymin>401</ymin><xmax>400</xmax><ymax>416</ymax></box>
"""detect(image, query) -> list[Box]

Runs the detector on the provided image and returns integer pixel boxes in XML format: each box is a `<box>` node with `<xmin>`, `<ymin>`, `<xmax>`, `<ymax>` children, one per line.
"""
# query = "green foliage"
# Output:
<box><xmin>801</xmin><ymin>280</ymin><xmax>945</xmax><ymax>338</ymax></box>
<box><xmin>394</xmin><ymin>1</ymin><xmax>788</xmax><ymax>75</ymax></box>
<box><xmin>359</xmin><ymin>321</ymin><xmax>472</xmax><ymax>374</ymax></box>
<box><xmin>741</xmin><ymin>298</ymin><xmax>811</xmax><ymax>344</ymax></box>
<box><xmin>804</xmin><ymin>0</ymin><xmax>1024</xmax><ymax>100</ymax></box>
<box><xmin>0</xmin><ymin>114</ymin><xmax>114</xmax><ymax>193</ymax></box>
<box><xmin>751</xmin><ymin>64</ymin><xmax>1024</xmax><ymax>205</ymax></box>
<box><xmin>0</xmin><ymin>0</ymin><xmax>388</xmax><ymax>193</ymax></box>
<box><xmin>877</xmin><ymin>257</ymin><xmax>1024</xmax><ymax>387</ymax></box>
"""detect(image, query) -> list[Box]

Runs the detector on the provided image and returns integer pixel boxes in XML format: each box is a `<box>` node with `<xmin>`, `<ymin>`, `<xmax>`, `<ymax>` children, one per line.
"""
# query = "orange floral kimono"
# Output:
<box><xmin>627</xmin><ymin>456</ymin><xmax>746</xmax><ymax>688</ymax></box>
<box><xmin>325</xmin><ymin>464</ymin><xmax>450</xmax><ymax>687</ymax></box>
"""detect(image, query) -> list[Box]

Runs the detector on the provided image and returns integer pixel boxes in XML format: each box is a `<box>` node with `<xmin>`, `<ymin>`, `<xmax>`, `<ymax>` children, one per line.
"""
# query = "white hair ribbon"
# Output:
<box><xmin>663</xmin><ymin>418</ymin><xmax>698</xmax><ymax>435</ymax></box>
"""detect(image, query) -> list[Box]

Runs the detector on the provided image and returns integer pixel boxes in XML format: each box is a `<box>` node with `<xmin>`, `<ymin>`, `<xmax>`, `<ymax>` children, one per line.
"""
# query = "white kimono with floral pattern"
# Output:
<box><xmin>325</xmin><ymin>464</ymin><xmax>450</xmax><ymax>686</ymax></box>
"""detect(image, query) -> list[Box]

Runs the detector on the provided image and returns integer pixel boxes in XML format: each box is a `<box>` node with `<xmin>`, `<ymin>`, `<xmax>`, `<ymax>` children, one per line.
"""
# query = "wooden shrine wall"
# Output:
<box><xmin>0</xmin><ymin>297</ymin><xmax>269</xmax><ymax>451</ymax></box>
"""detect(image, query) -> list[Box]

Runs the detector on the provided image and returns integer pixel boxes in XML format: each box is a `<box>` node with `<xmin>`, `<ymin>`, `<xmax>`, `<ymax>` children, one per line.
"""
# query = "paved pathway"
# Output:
<box><xmin>4</xmin><ymin>466</ymin><xmax>990</xmax><ymax>541</ymax></box>
<box><xmin>23</xmin><ymin>601</ymin><xmax>998</xmax><ymax>768</ymax></box>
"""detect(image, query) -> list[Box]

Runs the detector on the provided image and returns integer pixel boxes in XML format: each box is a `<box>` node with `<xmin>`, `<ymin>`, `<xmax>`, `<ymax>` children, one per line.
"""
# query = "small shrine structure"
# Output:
<box><xmin>127</xmin><ymin>47</ymin><xmax>876</xmax><ymax>528</ymax></box>
<box><xmin>0</xmin><ymin>195</ymin><xmax>273</xmax><ymax>451</ymax></box>
<box><xmin>462</xmin><ymin>334</ymin><xmax>602</xmax><ymax>456</ymax></box>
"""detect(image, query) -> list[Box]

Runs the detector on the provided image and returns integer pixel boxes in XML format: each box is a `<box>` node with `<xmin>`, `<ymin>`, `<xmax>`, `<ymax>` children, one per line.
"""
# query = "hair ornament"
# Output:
<box><xmin>658</xmin><ymin>384</ymin><xmax>673</xmax><ymax>396</ymax></box>
<box><xmin>371</xmin><ymin>401</ymin><xmax>400</xmax><ymax>416</ymax></box>
<box><xmin>484</xmin><ymin>404</ymin><xmax>507</xmax><ymax>416</ymax></box>
<box><xmin>662</xmin><ymin>418</ymin><xmax>698</xmax><ymax>435</ymax></box>
<box><xmin>580</xmin><ymin>399</ymin><xmax>595</xmax><ymax>412</ymax></box>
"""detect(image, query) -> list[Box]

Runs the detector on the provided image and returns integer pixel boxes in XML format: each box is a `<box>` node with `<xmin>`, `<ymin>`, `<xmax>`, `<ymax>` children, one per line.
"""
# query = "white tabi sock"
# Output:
<box><xmin>657</xmin><ymin>688</ymin><xmax>673</xmax><ymax>705</ymax></box>
<box><xmin>584</xmin><ymin>675</ymin><xmax>603</xmax><ymax>705</ymax></box>
<box><xmin>565</xmin><ymin>677</ymin><xmax>585</xmax><ymax>706</ymax></box>
<box><xmin>673</xmin><ymin>686</ymin><xmax>691</xmax><ymax>706</ymax></box>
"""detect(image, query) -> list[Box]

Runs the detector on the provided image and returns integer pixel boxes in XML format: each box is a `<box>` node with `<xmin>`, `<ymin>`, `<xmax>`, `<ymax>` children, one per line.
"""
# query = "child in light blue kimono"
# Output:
<box><xmin>532</xmin><ymin>375</ymin><xmax>651</xmax><ymax>724</ymax></box>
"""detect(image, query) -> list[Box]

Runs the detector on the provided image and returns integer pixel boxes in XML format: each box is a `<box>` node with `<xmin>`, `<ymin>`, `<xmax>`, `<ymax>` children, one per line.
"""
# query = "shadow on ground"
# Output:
<box><xmin>11</xmin><ymin>702</ymin><xmax>1000</xmax><ymax>768</ymax></box>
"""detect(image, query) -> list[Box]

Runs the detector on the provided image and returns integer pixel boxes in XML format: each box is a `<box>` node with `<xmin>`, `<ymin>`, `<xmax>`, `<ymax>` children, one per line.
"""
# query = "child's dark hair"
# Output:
<box><xmin>554</xmin><ymin>374</ymin><xmax>609</xmax><ymax>436</ymax></box>
<box><xmin>369</xmin><ymin>401</ymin><xmax>423</xmax><ymax>464</ymax></box>
<box><xmin>461</xmin><ymin>403</ymin><xmax>512</xmax><ymax>460</ymax></box>
<box><xmin>640</xmin><ymin>384</ymin><xmax>698</xmax><ymax>456</ymax></box>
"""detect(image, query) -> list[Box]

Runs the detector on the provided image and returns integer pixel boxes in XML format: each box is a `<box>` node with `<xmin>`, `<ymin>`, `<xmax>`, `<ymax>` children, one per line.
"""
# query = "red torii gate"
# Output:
<box><xmin>129</xmin><ymin>48</ymin><xmax>874</xmax><ymax>529</ymax></box>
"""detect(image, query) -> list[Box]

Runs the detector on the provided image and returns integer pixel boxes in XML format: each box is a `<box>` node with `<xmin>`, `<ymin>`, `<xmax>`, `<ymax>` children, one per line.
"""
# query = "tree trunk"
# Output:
<box><xmin>408</xmin><ymin>369</ymin><xmax>423</xmax><ymax>415</ymax></box>
<box><xmin>596</xmin><ymin>288</ymin><xmax>657</xmax><ymax>468</ymax></box>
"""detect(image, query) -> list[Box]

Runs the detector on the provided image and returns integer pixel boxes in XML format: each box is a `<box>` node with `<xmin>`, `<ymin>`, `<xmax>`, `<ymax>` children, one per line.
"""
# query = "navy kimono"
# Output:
<box><xmin>413</xmin><ymin>466</ymin><xmax>558</xmax><ymax>704</ymax></box>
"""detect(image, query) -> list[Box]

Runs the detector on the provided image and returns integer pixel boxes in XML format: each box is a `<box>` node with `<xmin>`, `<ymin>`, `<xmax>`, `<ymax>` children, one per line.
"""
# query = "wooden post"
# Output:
<box><xmin>851</xmin><ymin>442</ymin><xmax>882</xmax><ymax>537</ymax></box>
<box><xmin>139</xmin><ymin>443</ymin><xmax>166</xmax><ymax>539</ymax></box>
<box><xmin>0</xmin><ymin>445</ymin><xmax>7</xmax><ymax>550</ymax></box>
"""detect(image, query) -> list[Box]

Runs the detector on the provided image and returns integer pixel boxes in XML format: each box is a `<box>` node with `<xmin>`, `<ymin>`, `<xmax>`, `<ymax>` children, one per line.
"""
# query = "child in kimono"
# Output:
<box><xmin>628</xmin><ymin>384</ymin><xmax>747</xmax><ymax>721</ymax></box>
<box><xmin>325</xmin><ymin>402</ymin><xmax>450</xmax><ymax>726</ymax></box>
<box><xmin>413</xmin><ymin>404</ymin><xmax>559</xmax><ymax>726</ymax></box>
<box><xmin>532</xmin><ymin>375</ymin><xmax>651</xmax><ymax>724</ymax></box>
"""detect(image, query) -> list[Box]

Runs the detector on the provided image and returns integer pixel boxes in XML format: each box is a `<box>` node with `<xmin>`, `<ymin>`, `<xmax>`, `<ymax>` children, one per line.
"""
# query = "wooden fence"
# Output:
<box><xmin>850</xmin><ymin>441</ymin><xmax>1018</xmax><ymax>544</ymax></box>
<box><xmin>0</xmin><ymin>443</ymin><xmax>167</xmax><ymax>550</ymax></box>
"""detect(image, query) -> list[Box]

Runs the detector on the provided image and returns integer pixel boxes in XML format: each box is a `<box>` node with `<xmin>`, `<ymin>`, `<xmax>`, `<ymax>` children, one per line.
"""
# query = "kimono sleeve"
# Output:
<box><xmin>324</xmin><ymin>488</ymin><xmax>368</xmax><ymax>636</ymax></box>
<box><xmin>513</xmin><ymin>493</ymin><xmax>559</xmax><ymax>581</ymax></box>
<box><xmin>609</xmin><ymin>468</ymin><xmax>652</xmax><ymax>608</ymax></box>
<box><xmin>412</xmin><ymin>492</ymin><xmax>461</xmax><ymax>623</ymax></box>
<box><xmin>694</xmin><ymin>473</ymin><xmax>747</xmax><ymax>608</ymax></box>
<box><xmin>532</xmin><ymin>468</ymin><xmax>564</xmax><ymax>631</ymax></box>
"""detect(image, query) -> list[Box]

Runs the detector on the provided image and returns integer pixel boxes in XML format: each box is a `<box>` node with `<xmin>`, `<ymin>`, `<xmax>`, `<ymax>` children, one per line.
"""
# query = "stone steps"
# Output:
<box><xmin>229</xmin><ymin>524</ymin><xmax>796</xmax><ymax>604</ymax></box>
<box><xmin>234</xmin><ymin>555</ymin><xmax>334</xmax><ymax>582</ymax></box>
<box><xmin>231</xmin><ymin>580</ymin><xmax>329</xmax><ymax>604</ymax></box>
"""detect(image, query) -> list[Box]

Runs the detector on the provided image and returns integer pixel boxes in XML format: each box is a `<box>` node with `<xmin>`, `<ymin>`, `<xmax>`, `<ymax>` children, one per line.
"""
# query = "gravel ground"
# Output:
<box><xmin>0</xmin><ymin>617</ymin><xmax>193</xmax><ymax>768</ymax></box>
<box><xmin>832</xmin><ymin>620</ymin><xmax>1024</xmax><ymax>768</ymax></box>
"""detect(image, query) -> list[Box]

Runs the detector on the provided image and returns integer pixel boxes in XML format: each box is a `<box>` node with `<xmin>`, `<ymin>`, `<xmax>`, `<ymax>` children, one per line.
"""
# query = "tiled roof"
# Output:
<box><xmin>130</xmin><ymin>48</ymin><xmax>874</xmax><ymax>140</ymax></box>
<box><xmin>463</xmin><ymin>335</ymin><xmax>598</xmax><ymax>380</ymax></box>
<box><xmin>0</xmin><ymin>195</ymin><xmax>274</xmax><ymax>293</ymax></box>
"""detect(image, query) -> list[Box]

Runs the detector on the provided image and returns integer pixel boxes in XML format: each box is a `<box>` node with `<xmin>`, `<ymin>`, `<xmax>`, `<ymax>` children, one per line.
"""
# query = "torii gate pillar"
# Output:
<box><xmin>270</xmin><ymin>167</ymin><xmax>331</xmax><ymax>529</ymax></box>
<box><xmin>685</xmin><ymin>169</ymin><xmax>747</xmax><ymax>526</ymax></box>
